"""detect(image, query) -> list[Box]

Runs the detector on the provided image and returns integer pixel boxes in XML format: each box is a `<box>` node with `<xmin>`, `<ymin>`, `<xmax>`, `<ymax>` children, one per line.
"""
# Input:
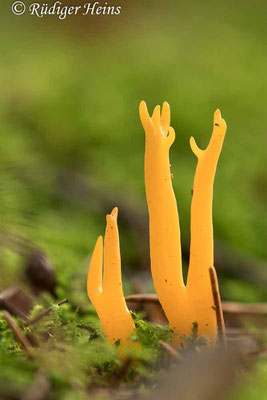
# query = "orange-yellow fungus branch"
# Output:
<box><xmin>139</xmin><ymin>101</ymin><xmax>190</xmax><ymax>338</ymax></box>
<box><xmin>140</xmin><ymin>101</ymin><xmax>226</xmax><ymax>345</ymax></box>
<box><xmin>187</xmin><ymin>109</ymin><xmax>227</xmax><ymax>341</ymax></box>
<box><xmin>87</xmin><ymin>208</ymin><xmax>135</xmax><ymax>345</ymax></box>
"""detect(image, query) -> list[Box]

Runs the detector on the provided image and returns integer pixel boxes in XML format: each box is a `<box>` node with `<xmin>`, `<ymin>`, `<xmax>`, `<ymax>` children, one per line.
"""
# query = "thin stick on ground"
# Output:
<box><xmin>127</xmin><ymin>294</ymin><xmax>267</xmax><ymax>314</ymax></box>
<box><xmin>209</xmin><ymin>266</ymin><xmax>227</xmax><ymax>347</ymax></box>
<box><xmin>222</xmin><ymin>302</ymin><xmax>267</xmax><ymax>315</ymax></box>
<box><xmin>24</xmin><ymin>298</ymin><xmax>69</xmax><ymax>327</ymax></box>
<box><xmin>3</xmin><ymin>311</ymin><xmax>33</xmax><ymax>360</ymax></box>
<box><xmin>126</xmin><ymin>294</ymin><xmax>159</xmax><ymax>303</ymax></box>
<box><xmin>159</xmin><ymin>340</ymin><xmax>182</xmax><ymax>360</ymax></box>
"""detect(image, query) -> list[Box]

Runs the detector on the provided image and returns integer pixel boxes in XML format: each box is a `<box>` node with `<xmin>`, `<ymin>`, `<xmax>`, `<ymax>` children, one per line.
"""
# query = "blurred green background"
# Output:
<box><xmin>0</xmin><ymin>0</ymin><xmax>266</xmax><ymax>302</ymax></box>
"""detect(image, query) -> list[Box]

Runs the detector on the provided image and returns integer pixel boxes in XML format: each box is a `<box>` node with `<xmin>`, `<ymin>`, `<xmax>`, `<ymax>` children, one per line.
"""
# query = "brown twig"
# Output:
<box><xmin>0</xmin><ymin>287</ymin><xmax>32</xmax><ymax>319</ymax></box>
<box><xmin>159</xmin><ymin>340</ymin><xmax>182</xmax><ymax>360</ymax></box>
<box><xmin>222</xmin><ymin>302</ymin><xmax>267</xmax><ymax>315</ymax></box>
<box><xmin>209</xmin><ymin>266</ymin><xmax>227</xmax><ymax>348</ymax></box>
<box><xmin>3</xmin><ymin>311</ymin><xmax>33</xmax><ymax>360</ymax></box>
<box><xmin>126</xmin><ymin>294</ymin><xmax>159</xmax><ymax>303</ymax></box>
<box><xmin>127</xmin><ymin>294</ymin><xmax>267</xmax><ymax>316</ymax></box>
<box><xmin>24</xmin><ymin>298</ymin><xmax>69</xmax><ymax>327</ymax></box>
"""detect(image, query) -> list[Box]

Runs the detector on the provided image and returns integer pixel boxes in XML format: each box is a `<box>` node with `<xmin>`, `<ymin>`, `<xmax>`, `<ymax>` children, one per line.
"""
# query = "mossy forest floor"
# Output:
<box><xmin>0</xmin><ymin>265</ymin><xmax>266</xmax><ymax>400</ymax></box>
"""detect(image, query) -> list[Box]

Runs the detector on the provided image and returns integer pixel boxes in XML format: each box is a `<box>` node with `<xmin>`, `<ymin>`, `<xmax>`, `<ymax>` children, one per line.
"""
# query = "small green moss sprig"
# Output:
<box><xmin>131</xmin><ymin>311</ymin><xmax>173</xmax><ymax>350</ymax></box>
<box><xmin>179</xmin><ymin>322</ymin><xmax>210</xmax><ymax>354</ymax></box>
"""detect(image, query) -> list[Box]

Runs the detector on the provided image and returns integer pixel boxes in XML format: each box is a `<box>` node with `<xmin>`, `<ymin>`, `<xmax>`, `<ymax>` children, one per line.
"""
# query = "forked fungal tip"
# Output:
<box><xmin>189</xmin><ymin>136</ymin><xmax>202</xmax><ymax>157</ymax></box>
<box><xmin>111</xmin><ymin>207</ymin><xmax>118</xmax><ymax>217</ymax></box>
<box><xmin>139</xmin><ymin>100</ymin><xmax>147</xmax><ymax>111</ymax></box>
<box><xmin>189</xmin><ymin>136</ymin><xmax>195</xmax><ymax>146</ymax></box>
<box><xmin>106</xmin><ymin>208</ymin><xmax>118</xmax><ymax>222</ymax></box>
<box><xmin>214</xmin><ymin>108</ymin><xmax>221</xmax><ymax>118</ymax></box>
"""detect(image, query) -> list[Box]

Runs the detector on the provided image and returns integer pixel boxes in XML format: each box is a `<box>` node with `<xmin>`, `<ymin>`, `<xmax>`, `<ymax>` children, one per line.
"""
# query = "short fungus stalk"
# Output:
<box><xmin>139</xmin><ymin>101</ymin><xmax>227</xmax><ymax>346</ymax></box>
<box><xmin>87</xmin><ymin>207</ymin><xmax>135</xmax><ymax>346</ymax></box>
